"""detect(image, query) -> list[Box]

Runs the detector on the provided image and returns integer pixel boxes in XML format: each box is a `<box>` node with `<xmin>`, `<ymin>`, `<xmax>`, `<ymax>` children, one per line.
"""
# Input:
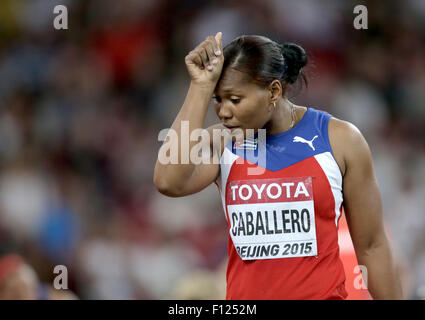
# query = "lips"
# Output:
<box><xmin>224</xmin><ymin>124</ymin><xmax>239</xmax><ymax>130</ymax></box>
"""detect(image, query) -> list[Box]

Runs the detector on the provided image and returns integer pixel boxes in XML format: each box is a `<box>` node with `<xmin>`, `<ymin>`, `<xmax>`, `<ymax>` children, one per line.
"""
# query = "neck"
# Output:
<box><xmin>263</xmin><ymin>99</ymin><xmax>296</xmax><ymax>135</ymax></box>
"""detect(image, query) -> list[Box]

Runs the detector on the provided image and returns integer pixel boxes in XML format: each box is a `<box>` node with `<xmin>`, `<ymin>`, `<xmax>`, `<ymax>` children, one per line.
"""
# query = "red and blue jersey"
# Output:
<box><xmin>215</xmin><ymin>107</ymin><xmax>347</xmax><ymax>300</ymax></box>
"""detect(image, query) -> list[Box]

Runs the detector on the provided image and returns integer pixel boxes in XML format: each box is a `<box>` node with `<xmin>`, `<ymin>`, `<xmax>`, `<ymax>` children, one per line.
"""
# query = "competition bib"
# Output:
<box><xmin>226</xmin><ymin>177</ymin><xmax>317</xmax><ymax>260</ymax></box>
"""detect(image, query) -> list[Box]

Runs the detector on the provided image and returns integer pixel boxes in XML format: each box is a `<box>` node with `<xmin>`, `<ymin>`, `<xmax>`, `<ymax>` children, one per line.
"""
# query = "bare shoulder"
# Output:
<box><xmin>328</xmin><ymin>117</ymin><xmax>364</xmax><ymax>143</ymax></box>
<box><xmin>328</xmin><ymin>117</ymin><xmax>371</xmax><ymax>177</ymax></box>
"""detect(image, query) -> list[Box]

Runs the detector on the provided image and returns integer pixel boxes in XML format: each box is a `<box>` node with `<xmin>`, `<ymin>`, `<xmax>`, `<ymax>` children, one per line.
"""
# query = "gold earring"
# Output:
<box><xmin>273</xmin><ymin>102</ymin><xmax>276</xmax><ymax>109</ymax></box>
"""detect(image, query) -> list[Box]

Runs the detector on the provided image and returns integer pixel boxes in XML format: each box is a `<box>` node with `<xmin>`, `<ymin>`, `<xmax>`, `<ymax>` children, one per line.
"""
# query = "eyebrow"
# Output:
<box><xmin>216</xmin><ymin>88</ymin><xmax>244</xmax><ymax>94</ymax></box>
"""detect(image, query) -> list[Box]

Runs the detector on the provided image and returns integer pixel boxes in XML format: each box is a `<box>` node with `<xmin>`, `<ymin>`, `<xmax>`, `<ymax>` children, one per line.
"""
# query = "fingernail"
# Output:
<box><xmin>215</xmin><ymin>50</ymin><xmax>221</xmax><ymax>56</ymax></box>
<box><xmin>207</xmin><ymin>65</ymin><xmax>213</xmax><ymax>70</ymax></box>
<box><xmin>212</xmin><ymin>58</ymin><xmax>218</xmax><ymax>65</ymax></box>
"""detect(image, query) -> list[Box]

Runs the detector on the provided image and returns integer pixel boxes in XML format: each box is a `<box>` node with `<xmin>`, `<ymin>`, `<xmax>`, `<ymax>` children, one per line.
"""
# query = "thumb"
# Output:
<box><xmin>215</xmin><ymin>32</ymin><xmax>223</xmax><ymax>50</ymax></box>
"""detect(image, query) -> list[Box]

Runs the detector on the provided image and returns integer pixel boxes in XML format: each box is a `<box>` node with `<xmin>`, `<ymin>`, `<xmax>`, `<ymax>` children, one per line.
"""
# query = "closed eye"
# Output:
<box><xmin>212</xmin><ymin>96</ymin><xmax>241</xmax><ymax>104</ymax></box>
<box><xmin>212</xmin><ymin>96</ymin><xmax>221</xmax><ymax>103</ymax></box>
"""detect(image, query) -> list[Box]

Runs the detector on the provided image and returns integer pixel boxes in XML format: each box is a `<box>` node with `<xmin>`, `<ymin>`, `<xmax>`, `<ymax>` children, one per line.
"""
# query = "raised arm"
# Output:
<box><xmin>329</xmin><ymin>118</ymin><xmax>403</xmax><ymax>299</ymax></box>
<box><xmin>154</xmin><ymin>32</ymin><xmax>224</xmax><ymax>197</ymax></box>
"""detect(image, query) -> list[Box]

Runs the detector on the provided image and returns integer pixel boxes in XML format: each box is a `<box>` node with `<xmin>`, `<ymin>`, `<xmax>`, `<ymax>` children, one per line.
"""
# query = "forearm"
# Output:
<box><xmin>356</xmin><ymin>234</ymin><xmax>403</xmax><ymax>300</ymax></box>
<box><xmin>154</xmin><ymin>82</ymin><xmax>215</xmax><ymax>190</ymax></box>
<box><xmin>173</xmin><ymin>81</ymin><xmax>214</xmax><ymax>128</ymax></box>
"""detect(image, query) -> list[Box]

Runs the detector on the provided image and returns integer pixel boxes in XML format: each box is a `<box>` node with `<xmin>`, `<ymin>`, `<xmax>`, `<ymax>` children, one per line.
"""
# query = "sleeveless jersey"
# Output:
<box><xmin>215</xmin><ymin>107</ymin><xmax>348</xmax><ymax>300</ymax></box>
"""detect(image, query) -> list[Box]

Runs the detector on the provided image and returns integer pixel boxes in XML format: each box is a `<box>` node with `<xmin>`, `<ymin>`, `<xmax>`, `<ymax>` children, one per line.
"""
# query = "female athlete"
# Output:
<box><xmin>153</xmin><ymin>32</ymin><xmax>403</xmax><ymax>300</ymax></box>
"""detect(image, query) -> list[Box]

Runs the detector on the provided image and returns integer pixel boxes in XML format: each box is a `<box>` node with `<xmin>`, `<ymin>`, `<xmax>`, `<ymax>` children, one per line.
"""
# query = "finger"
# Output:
<box><xmin>203</xmin><ymin>47</ymin><xmax>214</xmax><ymax>71</ymax></box>
<box><xmin>194</xmin><ymin>51</ymin><xmax>205</xmax><ymax>70</ymax></box>
<box><xmin>214</xmin><ymin>32</ymin><xmax>222</xmax><ymax>55</ymax></box>
<box><xmin>196</xmin><ymin>46</ymin><xmax>209</xmax><ymax>68</ymax></box>
<box><xmin>204</xmin><ymin>38</ymin><xmax>218</xmax><ymax>65</ymax></box>
<box><xmin>186</xmin><ymin>51</ymin><xmax>204</xmax><ymax>70</ymax></box>
<box><xmin>206</xmin><ymin>36</ymin><xmax>219</xmax><ymax>58</ymax></box>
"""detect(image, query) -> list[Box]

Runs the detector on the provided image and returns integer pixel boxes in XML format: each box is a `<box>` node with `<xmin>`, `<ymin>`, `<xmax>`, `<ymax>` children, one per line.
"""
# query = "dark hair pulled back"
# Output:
<box><xmin>222</xmin><ymin>35</ymin><xmax>308</xmax><ymax>91</ymax></box>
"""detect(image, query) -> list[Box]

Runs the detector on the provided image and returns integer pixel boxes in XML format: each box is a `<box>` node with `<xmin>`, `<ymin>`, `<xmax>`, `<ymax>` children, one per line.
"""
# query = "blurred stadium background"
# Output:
<box><xmin>0</xmin><ymin>0</ymin><xmax>424</xmax><ymax>299</ymax></box>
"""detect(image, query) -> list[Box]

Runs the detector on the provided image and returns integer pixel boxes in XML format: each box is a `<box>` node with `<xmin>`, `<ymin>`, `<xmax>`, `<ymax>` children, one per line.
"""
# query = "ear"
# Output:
<box><xmin>268</xmin><ymin>80</ymin><xmax>282</xmax><ymax>103</ymax></box>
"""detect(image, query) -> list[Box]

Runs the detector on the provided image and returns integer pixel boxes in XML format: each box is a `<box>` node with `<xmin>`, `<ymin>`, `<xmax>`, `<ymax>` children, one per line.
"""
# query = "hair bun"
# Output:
<box><xmin>280</xmin><ymin>42</ymin><xmax>307</xmax><ymax>84</ymax></box>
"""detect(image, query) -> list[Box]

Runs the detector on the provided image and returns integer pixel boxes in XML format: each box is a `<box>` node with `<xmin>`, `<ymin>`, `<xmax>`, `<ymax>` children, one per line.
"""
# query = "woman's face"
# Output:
<box><xmin>213</xmin><ymin>68</ymin><xmax>272</xmax><ymax>134</ymax></box>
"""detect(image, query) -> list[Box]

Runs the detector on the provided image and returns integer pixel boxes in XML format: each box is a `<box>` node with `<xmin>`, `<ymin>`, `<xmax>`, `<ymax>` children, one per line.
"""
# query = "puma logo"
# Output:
<box><xmin>293</xmin><ymin>135</ymin><xmax>318</xmax><ymax>151</ymax></box>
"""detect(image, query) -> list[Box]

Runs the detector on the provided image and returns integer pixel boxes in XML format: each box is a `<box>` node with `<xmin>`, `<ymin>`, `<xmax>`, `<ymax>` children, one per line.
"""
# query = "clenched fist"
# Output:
<box><xmin>185</xmin><ymin>32</ymin><xmax>224</xmax><ymax>87</ymax></box>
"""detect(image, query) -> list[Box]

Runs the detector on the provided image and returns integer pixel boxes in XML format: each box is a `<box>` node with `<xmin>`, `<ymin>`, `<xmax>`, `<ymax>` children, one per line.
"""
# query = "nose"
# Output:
<box><xmin>217</xmin><ymin>101</ymin><xmax>233</xmax><ymax>120</ymax></box>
